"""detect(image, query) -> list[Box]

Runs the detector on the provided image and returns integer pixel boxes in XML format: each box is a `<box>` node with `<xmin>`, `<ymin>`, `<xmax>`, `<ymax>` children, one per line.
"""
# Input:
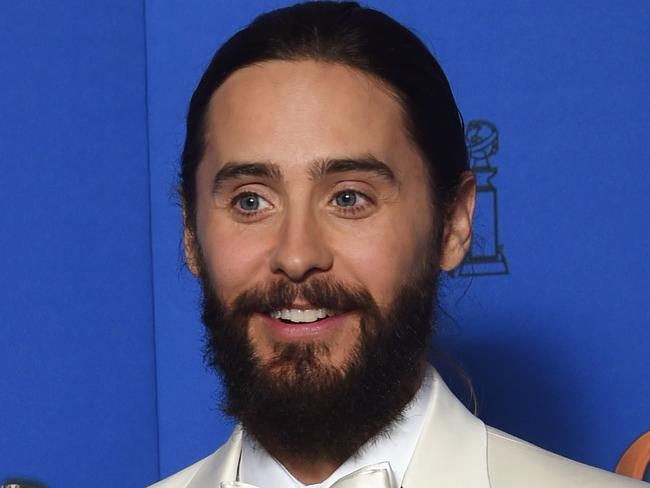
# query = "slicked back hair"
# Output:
<box><xmin>180</xmin><ymin>1</ymin><xmax>468</xmax><ymax>240</ymax></box>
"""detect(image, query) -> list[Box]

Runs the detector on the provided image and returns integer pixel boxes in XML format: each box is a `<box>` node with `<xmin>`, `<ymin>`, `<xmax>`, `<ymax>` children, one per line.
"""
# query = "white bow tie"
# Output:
<box><xmin>220</xmin><ymin>461</ymin><xmax>395</xmax><ymax>488</ymax></box>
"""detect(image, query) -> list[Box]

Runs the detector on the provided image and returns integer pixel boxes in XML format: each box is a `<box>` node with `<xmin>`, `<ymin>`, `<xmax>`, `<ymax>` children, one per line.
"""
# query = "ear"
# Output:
<box><xmin>181</xmin><ymin>192</ymin><xmax>201</xmax><ymax>277</ymax></box>
<box><xmin>183</xmin><ymin>225</ymin><xmax>201</xmax><ymax>277</ymax></box>
<box><xmin>439</xmin><ymin>171</ymin><xmax>476</xmax><ymax>272</ymax></box>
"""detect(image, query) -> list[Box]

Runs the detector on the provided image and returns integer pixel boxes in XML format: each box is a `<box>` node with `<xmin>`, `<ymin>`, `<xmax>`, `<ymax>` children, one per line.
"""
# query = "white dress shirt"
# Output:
<box><xmin>238</xmin><ymin>370</ymin><xmax>434</xmax><ymax>488</ymax></box>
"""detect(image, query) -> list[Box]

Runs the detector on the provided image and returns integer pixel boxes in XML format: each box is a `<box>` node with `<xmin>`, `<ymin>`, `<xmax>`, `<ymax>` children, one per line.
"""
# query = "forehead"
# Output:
<box><xmin>204</xmin><ymin>60</ymin><xmax>424</xmax><ymax>174</ymax></box>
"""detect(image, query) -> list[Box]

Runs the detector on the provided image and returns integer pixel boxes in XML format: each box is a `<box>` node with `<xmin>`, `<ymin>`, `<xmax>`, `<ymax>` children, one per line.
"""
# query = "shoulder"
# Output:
<box><xmin>486</xmin><ymin>426</ymin><xmax>647</xmax><ymax>487</ymax></box>
<box><xmin>147</xmin><ymin>456</ymin><xmax>208</xmax><ymax>488</ymax></box>
<box><xmin>147</xmin><ymin>428</ymin><xmax>243</xmax><ymax>488</ymax></box>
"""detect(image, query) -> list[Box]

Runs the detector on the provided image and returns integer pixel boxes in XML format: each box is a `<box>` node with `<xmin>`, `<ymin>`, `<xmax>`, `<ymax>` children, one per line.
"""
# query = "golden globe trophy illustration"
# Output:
<box><xmin>458</xmin><ymin>120</ymin><xmax>509</xmax><ymax>276</ymax></box>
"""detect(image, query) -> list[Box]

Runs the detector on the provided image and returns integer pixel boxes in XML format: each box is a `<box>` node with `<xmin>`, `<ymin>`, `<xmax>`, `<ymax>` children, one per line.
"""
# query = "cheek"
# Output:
<box><xmin>332</xmin><ymin>215</ymin><xmax>432</xmax><ymax>310</ymax></box>
<box><xmin>193</xmin><ymin>173</ymin><xmax>274</xmax><ymax>296</ymax></box>
<box><xmin>198</xmin><ymin>220</ymin><xmax>273</xmax><ymax>297</ymax></box>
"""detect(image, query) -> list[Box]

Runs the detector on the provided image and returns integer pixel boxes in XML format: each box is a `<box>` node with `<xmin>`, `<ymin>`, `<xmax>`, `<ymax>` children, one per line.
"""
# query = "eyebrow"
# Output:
<box><xmin>211</xmin><ymin>155</ymin><xmax>397</xmax><ymax>194</ymax></box>
<box><xmin>310</xmin><ymin>156</ymin><xmax>397</xmax><ymax>183</ymax></box>
<box><xmin>212</xmin><ymin>162</ymin><xmax>282</xmax><ymax>194</ymax></box>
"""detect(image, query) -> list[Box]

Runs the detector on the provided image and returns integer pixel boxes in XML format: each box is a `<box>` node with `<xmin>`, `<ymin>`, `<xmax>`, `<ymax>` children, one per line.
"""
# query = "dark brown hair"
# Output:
<box><xmin>180</xmin><ymin>1</ymin><xmax>468</xmax><ymax>235</ymax></box>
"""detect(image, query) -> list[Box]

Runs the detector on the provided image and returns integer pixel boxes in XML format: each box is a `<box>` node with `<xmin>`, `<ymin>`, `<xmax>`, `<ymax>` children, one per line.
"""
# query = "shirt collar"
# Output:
<box><xmin>239</xmin><ymin>370</ymin><xmax>434</xmax><ymax>488</ymax></box>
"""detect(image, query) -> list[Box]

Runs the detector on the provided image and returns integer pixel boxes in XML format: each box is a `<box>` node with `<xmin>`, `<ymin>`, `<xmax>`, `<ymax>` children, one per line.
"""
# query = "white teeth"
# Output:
<box><xmin>269</xmin><ymin>308</ymin><xmax>335</xmax><ymax>323</ymax></box>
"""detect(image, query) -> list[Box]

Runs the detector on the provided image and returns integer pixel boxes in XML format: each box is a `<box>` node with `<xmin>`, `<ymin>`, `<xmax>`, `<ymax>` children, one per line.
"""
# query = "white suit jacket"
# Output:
<box><xmin>149</xmin><ymin>372</ymin><xmax>647</xmax><ymax>487</ymax></box>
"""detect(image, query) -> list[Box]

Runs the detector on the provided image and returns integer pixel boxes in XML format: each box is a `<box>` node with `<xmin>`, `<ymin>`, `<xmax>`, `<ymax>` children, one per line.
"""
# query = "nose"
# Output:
<box><xmin>269</xmin><ymin>209</ymin><xmax>334</xmax><ymax>282</ymax></box>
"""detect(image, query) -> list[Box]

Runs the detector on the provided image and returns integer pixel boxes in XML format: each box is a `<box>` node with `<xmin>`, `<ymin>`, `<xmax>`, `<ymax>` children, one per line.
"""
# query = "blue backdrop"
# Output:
<box><xmin>1</xmin><ymin>1</ymin><xmax>648</xmax><ymax>486</ymax></box>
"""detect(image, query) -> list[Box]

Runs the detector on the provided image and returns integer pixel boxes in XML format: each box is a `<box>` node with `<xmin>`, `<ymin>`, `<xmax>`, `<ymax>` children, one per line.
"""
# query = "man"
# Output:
<box><xmin>150</xmin><ymin>2</ymin><xmax>646</xmax><ymax>487</ymax></box>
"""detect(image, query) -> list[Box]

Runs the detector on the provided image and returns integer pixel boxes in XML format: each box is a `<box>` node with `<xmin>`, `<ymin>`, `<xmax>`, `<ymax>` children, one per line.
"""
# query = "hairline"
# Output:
<box><xmin>195</xmin><ymin>56</ymin><xmax>439</xmax><ymax>209</ymax></box>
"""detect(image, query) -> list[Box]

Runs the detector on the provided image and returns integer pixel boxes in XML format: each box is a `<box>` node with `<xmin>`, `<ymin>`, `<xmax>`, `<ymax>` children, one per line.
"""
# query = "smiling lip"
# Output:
<box><xmin>256</xmin><ymin>311</ymin><xmax>354</xmax><ymax>338</ymax></box>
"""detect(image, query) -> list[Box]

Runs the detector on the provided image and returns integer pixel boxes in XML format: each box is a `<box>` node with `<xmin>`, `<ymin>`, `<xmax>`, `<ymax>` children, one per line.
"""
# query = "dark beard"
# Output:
<box><xmin>200</xmin><ymin>266</ymin><xmax>438</xmax><ymax>465</ymax></box>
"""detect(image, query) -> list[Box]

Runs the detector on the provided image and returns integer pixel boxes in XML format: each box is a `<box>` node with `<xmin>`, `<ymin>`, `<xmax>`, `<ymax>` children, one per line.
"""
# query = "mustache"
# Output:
<box><xmin>227</xmin><ymin>278</ymin><xmax>378</xmax><ymax>317</ymax></box>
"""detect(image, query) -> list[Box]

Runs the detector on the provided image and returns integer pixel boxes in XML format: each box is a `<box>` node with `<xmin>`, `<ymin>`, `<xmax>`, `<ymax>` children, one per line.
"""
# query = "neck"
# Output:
<box><xmin>276</xmin><ymin>454</ymin><xmax>342</xmax><ymax>485</ymax></box>
<box><xmin>264</xmin><ymin>361</ymin><xmax>428</xmax><ymax>484</ymax></box>
<box><xmin>240</xmin><ymin>359</ymin><xmax>426</xmax><ymax>485</ymax></box>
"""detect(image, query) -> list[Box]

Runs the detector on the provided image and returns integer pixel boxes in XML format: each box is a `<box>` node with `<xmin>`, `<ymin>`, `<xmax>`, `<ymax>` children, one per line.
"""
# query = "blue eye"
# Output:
<box><xmin>335</xmin><ymin>191</ymin><xmax>358</xmax><ymax>207</ymax></box>
<box><xmin>237</xmin><ymin>193</ymin><xmax>261</xmax><ymax>211</ymax></box>
<box><xmin>232</xmin><ymin>192</ymin><xmax>272</xmax><ymax>217</ymax></box>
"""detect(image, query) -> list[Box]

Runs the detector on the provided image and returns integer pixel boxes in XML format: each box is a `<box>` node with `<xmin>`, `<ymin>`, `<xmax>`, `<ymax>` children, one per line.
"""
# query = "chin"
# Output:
<box><xmin>257</xmin><ymin>337</ymin><xmax>354</xmax><ymax>383</ymax></box>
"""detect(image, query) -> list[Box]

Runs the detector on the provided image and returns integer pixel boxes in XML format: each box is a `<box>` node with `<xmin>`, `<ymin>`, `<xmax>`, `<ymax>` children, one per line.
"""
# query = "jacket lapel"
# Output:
<box><xmin>402</xmin><ymin>372</ymin><xmax>491</xmax><ymax>488</ymax></box>
<box><xmin>180</xmin><ymin>370</ymin><xmax>490</xmax><ymax>488</ymax></box>
<box><xmin>185</xmin><ymin>427</ymin><xmax>243</xmax><ymax>487</ymax></box>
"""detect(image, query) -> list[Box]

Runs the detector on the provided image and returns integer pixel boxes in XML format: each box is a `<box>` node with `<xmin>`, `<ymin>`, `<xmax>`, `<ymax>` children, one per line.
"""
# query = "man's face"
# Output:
<box><xmin>191</xmin><ymin>60</ymin><xmax>437</xmax><ymax>370</ymax></box>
